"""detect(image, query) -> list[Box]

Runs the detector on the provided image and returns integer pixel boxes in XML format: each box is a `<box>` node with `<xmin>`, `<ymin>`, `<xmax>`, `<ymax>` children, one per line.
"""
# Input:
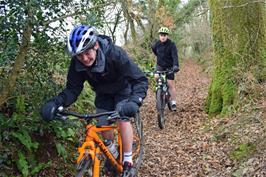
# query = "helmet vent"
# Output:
<box><xmin>84</xmin><ymin>38</ymin><xmax>90</xmax><ymax>47</ymax></box>
<box><xmin>82</xmin><ymin>30</ymin><xmax>87</xmax><ymax>35</ymax></box>
<box><xmin>69</xmin><ymin>40</ymin><xmax>73</xmax><ymax>47</ymax></box>
<box><xmin>76</xmin><ymin>39</ymin><xmax>81</xmax><ymax>47</ymax></box>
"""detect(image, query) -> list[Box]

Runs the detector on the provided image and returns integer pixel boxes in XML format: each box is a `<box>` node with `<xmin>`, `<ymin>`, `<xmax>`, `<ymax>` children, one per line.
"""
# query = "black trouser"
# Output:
<box><xmin>156</xmin><ymin>65</ymin><xmax>174</xmax><ymax>80</ymax></box>
<box><xmin>95</xmin><ymin>87</ymin><xmax>131</xmax><ymax>125</ymax></box>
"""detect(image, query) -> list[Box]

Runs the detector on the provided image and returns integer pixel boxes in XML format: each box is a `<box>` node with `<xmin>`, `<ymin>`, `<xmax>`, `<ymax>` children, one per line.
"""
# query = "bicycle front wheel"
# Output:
<box><xmin>76</xmin><ymin>154</ymin><xmax>93</xmax><ymax>177</ymax></box>
<box><xmin>156</xmin><ymin>89</ymin><xmax>166</xmax><ymax>129</ymax></box>
<box><xmin>132</xmin><ymin>112</ymin><xmax>144</xmax><ymax>173</ymax></box>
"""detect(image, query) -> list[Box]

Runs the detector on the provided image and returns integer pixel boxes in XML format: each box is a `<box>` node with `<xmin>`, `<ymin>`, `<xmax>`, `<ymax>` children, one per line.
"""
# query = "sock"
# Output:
<box><xmin>171</xmin><ymin>100</ymin><xmax>176</xmax><ymax>105</ymax></box>
<box><xmin>123</xmin><ymin>151</ymin><xmax>133</xmax><ymax>164</ymax></box>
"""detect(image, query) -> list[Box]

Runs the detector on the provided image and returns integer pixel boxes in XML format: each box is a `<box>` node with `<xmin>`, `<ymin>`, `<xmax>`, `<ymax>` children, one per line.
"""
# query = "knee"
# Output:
<box><xmin>118</xmin><ymin>120</ymin><xmax>131</xmax><ymax>127</ymax></box>
<box><xmin>168</xmin><ymin>81</ymin><xmax>174</xmax><ymax>88</ymax></box>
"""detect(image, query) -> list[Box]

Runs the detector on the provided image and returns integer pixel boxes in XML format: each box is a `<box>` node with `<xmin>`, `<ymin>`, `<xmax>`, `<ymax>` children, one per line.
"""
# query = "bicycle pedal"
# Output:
<box><xmin>121</xmin><ymin>168</ymin><xmax>136</xmax><ymax>177</ymax></box>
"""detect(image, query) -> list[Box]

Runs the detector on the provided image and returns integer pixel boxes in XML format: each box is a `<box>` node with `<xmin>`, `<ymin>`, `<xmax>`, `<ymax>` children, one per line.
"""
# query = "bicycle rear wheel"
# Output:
<box><xmin>131</xmin><ymin>112</ymin><xmax>144</xmax><ymax>174</ymax></box>
<box><xmin>156</xmin><ymin>89</ymin><xmax>166</xmax><ymax>129</ymax></box>
<box><xmin>76</xmin><ymin>154</ymin><xmax>93</xmax><ymax>177</ymax></box>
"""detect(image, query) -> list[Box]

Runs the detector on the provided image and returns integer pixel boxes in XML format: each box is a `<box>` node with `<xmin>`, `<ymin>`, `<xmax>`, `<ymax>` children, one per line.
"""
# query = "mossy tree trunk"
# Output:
<box><xmin>0</xmin><ymin>8</ymin><xmax>33</xmax><ymax>107</ymax></box>
<box><xmin>205</xmin><ymin>0</ymin><xmax>266</xmax><ymax>116</ymax></box>
<box><xmin>120</xmin><ymin>0</ymin><xmax>137</xmax><ymax>43</ymax></box>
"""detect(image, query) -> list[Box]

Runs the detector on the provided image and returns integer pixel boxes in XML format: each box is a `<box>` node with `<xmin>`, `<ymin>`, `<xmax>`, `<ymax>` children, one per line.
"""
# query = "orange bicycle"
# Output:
<box><xmin>56</xmin><ymin>107</ymin><xmax>144</xmax><ymax>177</ymax></box>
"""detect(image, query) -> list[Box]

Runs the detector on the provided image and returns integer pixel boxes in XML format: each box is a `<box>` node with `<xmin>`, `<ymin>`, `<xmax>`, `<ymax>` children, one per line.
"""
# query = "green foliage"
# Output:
<box><xmin>31</xmin><ymin>162</ymin><xmax>51</xmax><ymax>175</ymax></box>
<box><xmin>74</xmin><ymin>83</ymin><xmax>95</xmax><ymax>112</ymax></box>
<box><xmin>175</xmin><ymin>0</ymin><xmax>207</xmax><ymax>25</ymax></box>
<box><xmin>0</xmin><ymin>0</ymin><xmax>109</xmax><ymax>107</ymax></box>
<box><xmin>230</xmin><ymin>143</ymin><xmax>256</xmax><ymax>161</ymax></box>
<box><xmin>17</xmin><ymin>151</ymin><xmax>29</xmax><ymax>177</ymax></box>
<box><xmin>11</xmin><ymin>129</ymin><xmax>39</xmax><ymax>152</ymax></box>
<box><xmin>16</xmin><ymin>150</ymin><xmax>51</xmax><ymax>177</ymax></box>
<box><xmin>15</xmin><ymin>95</ymin><xmax>26</xmax><ymax>114</ymax></box>
<box><xmin>158</xmin><ymin>0</ymin><xmax>181</xmax><ymax>16</ymax></box>
<box><xmin>56</xmin><ymin>143</ymin><xmax>68</xmax><ymax>161</ymax></box>
<box><xmin>54</xmin><ymin>126</ymin><xmax>76</xmax><ymax>142</ymax></box>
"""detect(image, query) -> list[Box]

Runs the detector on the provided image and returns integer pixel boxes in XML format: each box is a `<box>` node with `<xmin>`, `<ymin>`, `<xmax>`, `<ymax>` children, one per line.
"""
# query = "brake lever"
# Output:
<box><xmin>107</xmin><ymin>112</ymin><xmax>120</xmax><ymax>121</ymax></box>
<box><xmin>55</xmin><ymin>113</ymin><xmax>68</xmax><ymax>121</ymax></box>
<box><xmin>120</xmin><ymin>116</ymin><xmax>130</xmax><ymax>121</ymax></box>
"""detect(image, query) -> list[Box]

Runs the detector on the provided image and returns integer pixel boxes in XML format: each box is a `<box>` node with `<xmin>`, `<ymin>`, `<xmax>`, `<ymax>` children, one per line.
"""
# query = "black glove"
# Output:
<box><xmin>40</xmin><ymin>100</ymin><xmax>60</xmax><ymax>121</ymax></box>
<box><xmin>116</xmin><ymin>100</ymin><xmax>139</xmax><ymax>117</ymax></box>
<box><xmin>173</xmin><ymin>66</ymin><xmax>179</xmax><ymax>73</ymax></box>
<box><xmin>130</xmin><ymin>96</ymin><xmax>143</xmax><ymax>106</ymax></box>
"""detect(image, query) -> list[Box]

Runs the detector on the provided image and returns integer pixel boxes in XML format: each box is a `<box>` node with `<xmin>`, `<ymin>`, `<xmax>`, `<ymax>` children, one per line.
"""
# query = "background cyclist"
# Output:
<box><xmin>151</xmin><ymin>26</ymin><xmax>180</xmax><ymax>111</ymax></box>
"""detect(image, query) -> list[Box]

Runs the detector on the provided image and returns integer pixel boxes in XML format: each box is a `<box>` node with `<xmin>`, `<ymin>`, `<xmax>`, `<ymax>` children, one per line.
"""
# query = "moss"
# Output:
<box><xmin>221</xmin><ymin>80</ymin><xmax>236</xmax><ymax>115</ymax></box>
<box><xmin>204</xmin><ymin>85</ymin><xmax>212</xmax><ymax>113</ymax></box>
<box><xmin>205</xmin><ymin>66</ymin><xmax>223</xmax><ymax>115</ymax></box>
<box><xmin>208</xmin><ymin>80</ymin><xmax>223</xmax><ymax>115</ymax></box>
<box><xmin>207</xmin><ymin>0</ymin><xmax>266</xmax><ymax>116</ymax></box>
<box><xmin>230</xmin><ymin>143</ymin><xmax>256</xmax><ymax>161</ymax></box>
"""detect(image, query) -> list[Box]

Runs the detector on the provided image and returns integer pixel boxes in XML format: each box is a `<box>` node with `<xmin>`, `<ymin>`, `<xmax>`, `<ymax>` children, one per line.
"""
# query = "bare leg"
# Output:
<box><xmin>118</xmin><ymin>120</ymin><xmax>133</xmax><ymax>163</ymax></box>
<box><xmin>167</xmin><ymin>79</ymin><xmax>176</xmax><ymax>101</ymax></box>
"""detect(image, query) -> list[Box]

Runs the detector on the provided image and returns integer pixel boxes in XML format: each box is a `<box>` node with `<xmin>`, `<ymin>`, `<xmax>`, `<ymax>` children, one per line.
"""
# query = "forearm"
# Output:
<box><xmin>129</xmin><ymin>77</ymin><xmax>148</xmax><ymax>105</ymax></box>
<box><xmin>57</xmin><ymin>87</ymin><xmax>82</xmax><ymax>107</ymax></box>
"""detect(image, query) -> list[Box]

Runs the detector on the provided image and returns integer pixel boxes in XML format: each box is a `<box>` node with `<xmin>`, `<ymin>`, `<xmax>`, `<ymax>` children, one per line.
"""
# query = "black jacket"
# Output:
<box><xmin>152</xmin><ymin>39</ymin><xmax>179</xmax><ymax>68</ymax></box>
<box><xmin>55</xmin><ymin>35</ymin><xmax>148</xmax><ymax>107</ymax></box>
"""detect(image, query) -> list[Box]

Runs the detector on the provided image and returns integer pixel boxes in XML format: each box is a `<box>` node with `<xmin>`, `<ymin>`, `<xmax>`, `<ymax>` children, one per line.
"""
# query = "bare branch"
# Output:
<box><xmin>194</xmin><ymin>8</ymin><xmax>209</xmax><ymax>17</ymax></box>
<box><xmin>222</xmin><ymin>0</ymin><xmax>265</xmax><ymax>9</ymax></box>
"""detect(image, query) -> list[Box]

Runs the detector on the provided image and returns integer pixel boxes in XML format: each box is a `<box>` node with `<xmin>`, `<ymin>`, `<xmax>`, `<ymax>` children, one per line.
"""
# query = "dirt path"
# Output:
<box><xmin>138</xmin><ymin>59</ymin><xmax>232</xmax><ymax>177</ymax></box>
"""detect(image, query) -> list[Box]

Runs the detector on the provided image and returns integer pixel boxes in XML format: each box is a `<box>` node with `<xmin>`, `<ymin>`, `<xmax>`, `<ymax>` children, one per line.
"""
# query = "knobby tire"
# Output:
<box><xmin>156</xmin><ymin>89</ymin><xmax>166</xmax><ymax>129</ymax></box>
<box><xmin>76</xmin><ymin>155</ymin><xmax>93</xmax><ymax>177</ymax></box>
<box><xmin>132</xmin><ymin>112</ymin><xmax>144</xmax><ymax>171</ymax></box>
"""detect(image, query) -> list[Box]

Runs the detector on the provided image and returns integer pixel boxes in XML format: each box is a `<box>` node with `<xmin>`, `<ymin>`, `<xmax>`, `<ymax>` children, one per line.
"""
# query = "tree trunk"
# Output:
<box><xmin>0</xmin><ymin>9</ymin><xmax>33</xmax><ymax>107</ymax></box>
<box><xmin>124</xmin><ymin>22</ymin><xmax>129</xmax><ymax>45</ymax></box>
<box><xmin>147</xmin><ymin>0</ymin><xmax>157</xmax><ymax>42</ymax></box>
<box><xmin>205</xmin><ymin>0</ymin><xmax>266</xmax><ymax>116</ymax></box>
<box><xmin>120</xmin><ymin>0</ymin><xmax>137</xmax><ymax>43</ymax></box>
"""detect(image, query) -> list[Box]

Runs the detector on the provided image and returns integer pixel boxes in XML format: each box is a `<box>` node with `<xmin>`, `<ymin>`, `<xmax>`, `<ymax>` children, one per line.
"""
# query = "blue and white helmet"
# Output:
<box><xmin>67</xmin><ymin>25</ymin><xmax>98</xmax><ymax>56</ymax></box>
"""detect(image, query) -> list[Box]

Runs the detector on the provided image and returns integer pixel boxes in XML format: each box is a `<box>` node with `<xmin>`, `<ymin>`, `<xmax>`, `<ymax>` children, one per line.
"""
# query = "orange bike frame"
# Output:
<box><xmin>76</xmin><ymin>124</ymin><xmax>123</xmax><ymax>176</ymax></box>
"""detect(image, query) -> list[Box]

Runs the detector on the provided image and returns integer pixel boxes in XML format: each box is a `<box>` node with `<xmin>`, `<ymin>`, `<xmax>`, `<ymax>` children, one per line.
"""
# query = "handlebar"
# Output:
<box><xmin>55</xmin><ymin>106</ymin><xmax>128</xmax><ymax>122</ymax></box>
<box><xmin>145</xmin><ymin>69</ymin><xmax>174</xmax><ymax>77</ymax></box>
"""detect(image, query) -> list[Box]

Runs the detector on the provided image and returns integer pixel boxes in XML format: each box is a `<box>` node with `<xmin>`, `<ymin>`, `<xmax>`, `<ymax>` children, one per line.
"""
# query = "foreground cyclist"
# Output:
<box><xmin>151</xmin><ymin>27</ymin><xmax>179</xmax><ymax>111</ymax></box>
<box><xmin>40</xmin><ymin>25</ymin><xmax>148</xmax><ymax>176</ymax></box>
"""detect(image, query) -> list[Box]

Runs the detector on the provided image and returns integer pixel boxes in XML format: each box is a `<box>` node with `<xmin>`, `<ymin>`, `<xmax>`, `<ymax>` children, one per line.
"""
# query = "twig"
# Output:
<box><xmin>194</xmin><ymin>8</ymin><xmax>209</xmax><ymax>17</ymax></box>
<box><xmin>222</xmin><ymin>0</ymin><xmax>265</xmax><ymax>9</ymax></box>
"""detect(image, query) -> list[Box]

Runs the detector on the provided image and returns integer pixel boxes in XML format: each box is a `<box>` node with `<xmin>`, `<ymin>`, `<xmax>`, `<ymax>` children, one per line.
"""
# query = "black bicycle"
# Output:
<box><xmin>146</xmin><ymin>69</ymin><xmax>173</xmax><ymax>129</ymax></box>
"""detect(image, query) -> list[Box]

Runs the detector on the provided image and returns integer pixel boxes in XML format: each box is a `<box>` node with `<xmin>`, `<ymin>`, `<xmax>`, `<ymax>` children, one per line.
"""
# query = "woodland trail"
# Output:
<box><xmin>138</xmin><ymin>59</ymin><xmax>233</xmax><ymax>177</ymax></box>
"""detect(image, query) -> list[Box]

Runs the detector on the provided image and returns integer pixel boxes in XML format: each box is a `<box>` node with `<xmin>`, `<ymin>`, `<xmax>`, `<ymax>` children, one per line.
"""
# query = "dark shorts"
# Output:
<box><xmin>95</xmin><ymin>87</ymin><xmax>131</xmax><ymax>125</ymax></box>
<box><xmin>156</xmin><ymin>65</ymin><xmax>175</xmax><ymax>80</ymax></box>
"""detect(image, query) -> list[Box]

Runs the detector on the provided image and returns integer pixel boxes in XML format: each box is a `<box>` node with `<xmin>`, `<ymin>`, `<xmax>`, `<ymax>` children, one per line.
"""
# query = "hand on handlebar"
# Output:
<box><xmin>173</xmin><ymin>66</ymin><xmax>179</xmax><ymax>73</ymax></box>
<box><xmin>40</xmin><ymin>100</ymin><xmax>61</xmax><ymax>121</ymax></box>
<box><xmin>116</xmin><ymin>100</ymin><xmax>139</xmax><ymax>118</ymax></box>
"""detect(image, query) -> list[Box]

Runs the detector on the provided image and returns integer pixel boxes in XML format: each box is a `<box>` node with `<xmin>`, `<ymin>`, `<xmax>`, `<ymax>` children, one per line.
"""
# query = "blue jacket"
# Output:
<box><xmin>54</xmin><ymin>35</ymin><xmax>148</xmax><ymax>107</ymax></box>
<box><xmin>152</xmin><ymin>39</ymin><xmax>179</xmax><ymax>68</ymax></box>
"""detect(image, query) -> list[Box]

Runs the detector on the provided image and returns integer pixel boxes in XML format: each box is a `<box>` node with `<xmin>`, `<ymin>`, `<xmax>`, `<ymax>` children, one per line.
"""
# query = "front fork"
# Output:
<box><xmin>77</xmin><ymin>140</ymin><xmax>101</xmax><ymax>176</ymax></box>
